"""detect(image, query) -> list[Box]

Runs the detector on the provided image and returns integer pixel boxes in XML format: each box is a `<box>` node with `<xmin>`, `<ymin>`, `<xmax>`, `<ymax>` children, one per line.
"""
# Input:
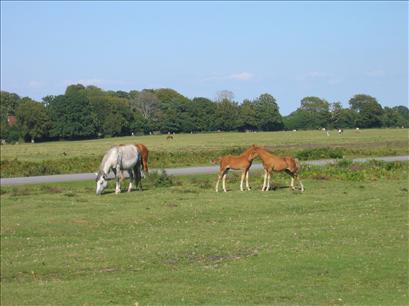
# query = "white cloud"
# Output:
<box><xmin>204</xmin><ymin>72</ymin><xmax>255</xmax><ymax>82</ymax></box>
<box><xmin>296</xmin><ymin>71</ymin><xmax>343</xmax><ymax>85</ymax></box>
<box><xmin>365</xmin><ymin>69</ymin><xmax>385</xmax><ymax>78</ymax></box>
<box><xmin>28</xmin><ymin>80</ymin><xmax>44</xmax><ymax>89</ymax></box>
<box><xmin>296</xmin><ymin>71</ymin><xmax>330</xmax><ymax>81</ymax></box>
<box><xmin>228</xmin><ymin>72</ymin><xmax>254</xmax><ymax>81</ymax></box>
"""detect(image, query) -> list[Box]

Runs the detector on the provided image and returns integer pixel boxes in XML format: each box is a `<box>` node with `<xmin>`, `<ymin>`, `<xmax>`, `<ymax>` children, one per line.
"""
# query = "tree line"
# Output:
<box><xmin>1</xmin><ymin>84</ymin><xmax>408</xmax><ymax>143</ymax></box>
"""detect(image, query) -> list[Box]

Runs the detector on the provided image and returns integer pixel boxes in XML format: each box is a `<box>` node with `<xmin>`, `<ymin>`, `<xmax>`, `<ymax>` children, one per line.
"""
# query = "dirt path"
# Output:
<box><xmin>1</xmin><ymin>155</ymin><xmax>408</xmax><ymax>186</ymax></box>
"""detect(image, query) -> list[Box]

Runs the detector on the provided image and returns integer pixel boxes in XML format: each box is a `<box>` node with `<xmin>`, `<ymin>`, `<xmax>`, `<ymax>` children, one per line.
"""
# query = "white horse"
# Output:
<box><xmin>96</xmin><ymin>144</ymin><xmax>142</xmax><ymax>195</ymax></box>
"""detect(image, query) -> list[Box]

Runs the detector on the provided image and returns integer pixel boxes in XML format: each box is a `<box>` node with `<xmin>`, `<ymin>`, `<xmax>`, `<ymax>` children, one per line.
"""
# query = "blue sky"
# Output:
<box><xmin>1</xmin><ymin>1</ymin><xmax>407</xmax><ymax>115</ymax></box>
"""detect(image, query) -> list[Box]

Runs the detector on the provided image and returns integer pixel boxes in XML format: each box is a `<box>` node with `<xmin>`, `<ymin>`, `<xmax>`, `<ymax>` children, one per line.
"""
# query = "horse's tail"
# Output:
<box><xmin>140</xmin><ymin>157</ymin><xmax>148</xmax><ymax>173</ymax></box>
<box><xmin>142</xmin><ymin>160</ymin><xmax>149</xmax><ymax>173</ymax></box>
<box><xmin>211</xmin><ymin>157</ymin><xmax>222</xmax><ymax>164</ymax></box>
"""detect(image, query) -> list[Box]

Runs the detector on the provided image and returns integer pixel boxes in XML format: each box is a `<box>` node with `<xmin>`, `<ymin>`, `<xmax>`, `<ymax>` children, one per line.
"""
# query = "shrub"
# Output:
<box><xmin>6</xmin><ymin>125</ymin><xmax>20</xmax><ymax>144</ymax></box>
<box><xmin>146</xmin><ymin>170</ymin><xmax>174</xmax><ymax>188</ymax></box>
<box><xmin>295</xmin><ymin>147</ymin><xmax>344</xmax><ymax>160</ymax></box>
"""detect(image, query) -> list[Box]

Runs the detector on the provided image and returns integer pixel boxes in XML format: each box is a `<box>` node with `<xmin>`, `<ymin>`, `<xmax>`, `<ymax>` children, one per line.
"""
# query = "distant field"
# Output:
<box><xmin>1</xmin><ymin>163</ymin><xmax>408</xmax><ymax>305</ymax></box>
<box><xmin>1</xmin><ymin>128</ymin><xmax>408</xmax><ymax>162</ymax></box>
<box><xmin>0</xmin><ymin>129</ymin><xmax>408</xmax><ymax>177</ymax></box>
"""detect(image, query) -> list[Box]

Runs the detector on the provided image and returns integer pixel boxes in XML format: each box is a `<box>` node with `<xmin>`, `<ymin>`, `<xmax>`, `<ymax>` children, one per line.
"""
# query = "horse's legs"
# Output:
<box><xmin>262</xmin><ymin>169</ymin><xmax>267</xmax><ymax>191</ymax></box>
<box><xmin>290</xmin><ymin>176</ymin><xmax>295</xmax><ymax>190</ymax></box>
<box><xmin>115</xmin><ymin>171</ymin><xmax>121</xmax><ymax>194</ymax></box>
<box><xmin>127</xmin><ymin>169</ymin><xmax>134</xmax><ymax>192</ymax></box>
<box><xmin>297</xmin><ymin>175</ymin><xmax>304</xmax><ymax>192</ymax></box>
<box><xmin>245</xmin><ymin>170</ymin><xmax>251</xmax><ymax>190</ymax></box>
<box><xmin>215</xmin><ymin>170</ymin><xmax>223</xmax><ymax>192</ymax></box>
<box><xmin>240</xmin><ymin>171</ymin><xmax>245</xmax><ymax>191</ymax></box>
<box><xmin>135</xmin><ymin>163</ymin><xmax>143</xmax><ymax>191</ymax></box>
<box><xmin>266</xmin><ymin>172</ymin><xmax>271</xmax><ymax>190</ymax></box>
<box><xmin>222</xmin><ymin>171</ymin><xmax>228</xmax><ymax>192</ymax></box>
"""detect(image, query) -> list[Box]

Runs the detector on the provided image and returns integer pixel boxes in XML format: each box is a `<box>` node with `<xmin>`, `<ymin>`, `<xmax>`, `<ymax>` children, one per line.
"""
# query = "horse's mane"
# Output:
<box><xmin>99</xmin><ymin>146</ymin><xmax>116</xmax><ymax>172</ymax></box>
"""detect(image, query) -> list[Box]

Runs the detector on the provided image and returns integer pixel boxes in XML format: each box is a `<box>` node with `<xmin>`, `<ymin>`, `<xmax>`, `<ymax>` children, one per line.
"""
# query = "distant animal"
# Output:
<box><xmin>253</xmin><ymin>146</ymin><xmax>304</xmax><ymax>192</ymax></box>
<box><xmin>166</xmin><ymin>135</ymin><xmax>173</xmax><ymax>140</ymax></box>
<box><xmin>338</xmin><ymin>128</ymin><xmax>344</xmax><ymax>135</ymax></box>
<box><xmin>211</xmin><ymin>145</ymin><xmax>258</xmax><ymax>192</ymax></box>
<box><xmin>95</xmin><ymin>144</ymin><xmax>142</xmax><ymax>195</ymax></box>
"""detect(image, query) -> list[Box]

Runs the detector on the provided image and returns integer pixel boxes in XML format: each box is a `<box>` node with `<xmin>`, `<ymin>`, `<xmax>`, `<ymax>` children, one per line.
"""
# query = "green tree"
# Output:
<box><xmin>131</xmin><ymin>90</ymin><xmax>161</xmax><ymax>121</ymax></box>
<box><xmin>0</xmin><ymin>91</ymin><xmax>20</xmax><ymax>141</ymax></box>
<box><xmin>349</xmin><ymin>94</ymin><xmax>383</xmax><ymax>128</ymax></box>
<box><xmin>299</xmin><ymin>96</ymin><xmax>330</xmax><ymax>128</ymax></box>
<box><xmin>329</xmin><ymin>102</ymin><xmax>356</xmax><ymax>129</ymax></box>
<box><xmin>0</xmin><ymin>91</ymin><xmax>20</xmax><ymax>123</ymax></box>
<box><xmin>6</xmin><ymin>125</ymin><xmax>20</xmax><ymax>143</ymax></box>
<box><xmin>47</xmin><ymin>85</ymin><xmax>97</xmax><ymax>139</ymax></box>
<box><xmin>190</xmin><ymin>97</ymin><xmax>217</xmax><ymax>131</ymax></box>
<box><xmin>382</xmin><ymin>106</ymin><xmax>409</xmax><ymax>128</ymax></box>
<box><xmin>131</xmin><ymin>111</ymin><xmax>148</xmax><ymax>134</ymax></box>
<box><xmin>254</xmin><ymin>94</ymin><xmax>283</xmax><ymax>131</ymax></box>
<box><xmin>85</xmin><ymin>86</ymin><xmax>133</xmax><ymax>137</ymax></box>
<box><xmin>392</xmin><ymin>106</ymin><xmax>409</xmax><ymax>128</ymax></box>
<box><xmin>16</xmin><ymin>98</ymin><xmax>50</xmax><ymax>142</ymax></box>
<box><xmin>239</xmin><ymin>99</ymin><xmax>257</xmax><ymax>131</ymax></box>
<box><xmin>214</xmin><ymin>99</ymin><xmax>240</xmax><ymax>131</ymax></box>
<box><xmin>153</xmin><ymin>88</ymin><xmax>193</xmax><ymax>133</ymax></box>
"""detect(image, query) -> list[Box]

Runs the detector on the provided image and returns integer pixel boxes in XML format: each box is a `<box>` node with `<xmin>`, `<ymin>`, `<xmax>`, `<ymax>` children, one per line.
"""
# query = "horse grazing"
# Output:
<box><xmin>119</xmin><ymin>143</ymin><xmax>149</xmax><ymax>189</ymax></box>
<box><xmin>212</xmin><ymin>145</ymin><xmax>258</xmax><ymax>192</ymax></box>
<box><xmin>253</xmin><ymin>146</ymin><xmax>304</xmax><ymax>192</ymax></box>
<box><xmin>95</xmin><ymin>144</ymin><xmax>142</xmax><ymax>195</ymax></box>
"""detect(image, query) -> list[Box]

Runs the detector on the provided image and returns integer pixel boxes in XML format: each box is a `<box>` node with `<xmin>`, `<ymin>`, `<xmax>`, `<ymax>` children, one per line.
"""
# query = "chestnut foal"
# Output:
<box><xmin>212</xmin><ymin>145</ymin><xmax>258</xmax><ymax>192</ymax></box>
<box><xmin>254</xmin><ymin>146</ymin><xmax>304</xmax><ymax>192</ymax></box>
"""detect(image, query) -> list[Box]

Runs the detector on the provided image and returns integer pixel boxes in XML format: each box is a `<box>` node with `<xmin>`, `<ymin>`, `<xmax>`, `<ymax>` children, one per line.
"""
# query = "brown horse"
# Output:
<box><xmin>254</xmin><ymin>146</ymin><xmax>304</xmax><ymax>192</ymax></box>
<box><xmin>212</xmin><ymin>145</ymin><xmax>258</xmax><ymax>192</ymax></box>
<box><xmin>135</xmin><ymin>143</ymin><xmax>149</xmax><ymax>174</ymax></box>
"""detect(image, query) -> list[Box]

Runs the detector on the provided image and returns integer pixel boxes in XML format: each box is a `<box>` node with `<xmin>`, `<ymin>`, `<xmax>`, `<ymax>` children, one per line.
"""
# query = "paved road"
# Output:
<box><xmin>1</xmin><ymin>155</ymin><xmax>408</xmax><ymax>186</ymax></box>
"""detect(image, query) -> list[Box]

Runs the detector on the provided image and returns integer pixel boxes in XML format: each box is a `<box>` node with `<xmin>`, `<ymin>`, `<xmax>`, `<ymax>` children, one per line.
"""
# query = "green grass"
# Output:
<box><xmin>1</xmin><ymin>164</ymin><xmax>408</xmax><ymax>305</ymax></box>
<box><xmin>1</xmin><ymin>128</ymin><xmax>408</xmax><ymax>162</ymax></box>
<box><xmin>1</xmin><ymin>129</ymin><xmax>408</xmax><ymax>177</ymax></box>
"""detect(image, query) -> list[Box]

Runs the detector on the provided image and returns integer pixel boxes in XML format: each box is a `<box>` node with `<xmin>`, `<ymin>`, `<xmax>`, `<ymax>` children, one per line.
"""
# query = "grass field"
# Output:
<box><xmin>1</xmin><ymin>162</ymin><xmax>408</xmax><ymax>305</ymax></box>
<box><xmin>1</xmin><ymin>129</ymin><xmax>408</xmax><ymax>178</ymax></box>
<box><xmin>1</xmin><ymin>128</ymin><xmax>408</xmax><ymax>162</ymax></box>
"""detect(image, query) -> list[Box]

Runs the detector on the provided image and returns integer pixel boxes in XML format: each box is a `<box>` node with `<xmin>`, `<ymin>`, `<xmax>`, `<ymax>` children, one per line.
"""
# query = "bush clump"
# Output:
<box><xmin>301</xmin><ymin>160</ymin><xmax>408</xmax><ymax>182</ymax></box>
<box><xmin>295</xmin><ymin>147</ymin><xmax>344</xmax><ymax>160</ymax></box>
<box><xmin>146</xmin><ymin>170</ymin><xmax>174</xmax><ymax>188</ymax></box>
